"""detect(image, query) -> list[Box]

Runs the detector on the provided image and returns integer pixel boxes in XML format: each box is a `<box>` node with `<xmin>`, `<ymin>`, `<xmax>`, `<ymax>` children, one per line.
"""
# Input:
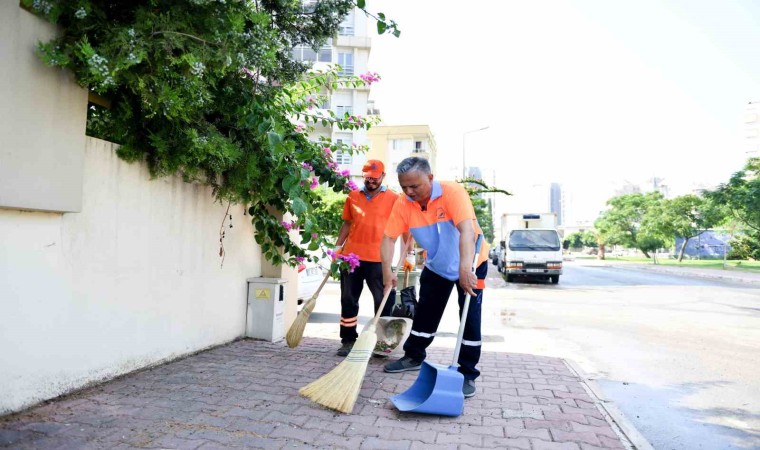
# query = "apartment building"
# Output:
<box><xmin>365</xmin><ymin>125</ymin><xmax>438</xmax><ymax>192</ymax></box>
<box><xmin>290</xmin><ymin>5</ymin><xmax>374</xmax><ymax>178</ymax></box>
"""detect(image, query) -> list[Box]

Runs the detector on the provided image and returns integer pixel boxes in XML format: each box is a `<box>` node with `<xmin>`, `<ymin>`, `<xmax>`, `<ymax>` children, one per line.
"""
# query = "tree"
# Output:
<box><xmin>458</xmin><ymin>178</ymin><xmax>511</xmax><ymax>245</ymax></box>
<box><xmin>472</xmin><ymin>197</ymin><xmax>494</xmax><ymax>243</ymax></box>
<box><xmin>24</xmin><ymin>0</ymin><xmax>399</xmax><ymax>267</ymax></box>
<box><xmin>594</xmin><ymin>192</ymin><xmax>664</xmax><ymax>258</ymax></box>
<box><xmin>563</xmin><ymin>232</ymin><xmax>585</xmax><ymax>250</ymax></box>
<box><xmin>655</xmin><ymin>194</ymin><xmax>727</xmax><ymax>262</ymax></box>
<box><xmin>706</xmin><ymin>157</ymin><xmax>760</xmax><ymax>233</ymax></box>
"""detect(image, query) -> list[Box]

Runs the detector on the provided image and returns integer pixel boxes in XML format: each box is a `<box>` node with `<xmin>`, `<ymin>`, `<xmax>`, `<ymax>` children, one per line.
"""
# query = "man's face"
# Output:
<box><xmin>398</xmin><ymin>171</ymin><xmax>434</xmax><ymax>204</ymax></box>
<box><xmin>363</xmin><ymin>173</ymin><xmax>384</xmax><ymax>192</ymax></box>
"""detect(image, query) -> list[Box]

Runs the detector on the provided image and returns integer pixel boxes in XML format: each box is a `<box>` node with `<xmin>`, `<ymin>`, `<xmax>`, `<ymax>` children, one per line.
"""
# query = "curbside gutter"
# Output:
<box><xmin>564</xmin><ymin>359</ymin><xmax>655</xmax><ymax>450</ymax></box>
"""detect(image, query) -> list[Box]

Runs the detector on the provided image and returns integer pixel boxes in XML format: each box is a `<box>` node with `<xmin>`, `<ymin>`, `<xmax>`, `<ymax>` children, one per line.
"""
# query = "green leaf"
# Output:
<box><xmin>267</xmin><ymin>131</ymin><xmax>282</xmax><ymax>148</ymax></box>
<box><xmin>308</xmin><ymin>240</ymin><xmax>320</xmax><ymax>251</ymax></box>
<box><xmin>377</xmin><ymin>21</ymin><xmax>387</xmax><ymax>35</ymax></box>
<box><xmin>357</xmin><ymin>0</ymin><xmax>366</xmax><ymax>8</ymax></box>
<box><xmin>292</xmin><ymin>197</ymin><xmax>308</xmax><ymax>215</ymax></box>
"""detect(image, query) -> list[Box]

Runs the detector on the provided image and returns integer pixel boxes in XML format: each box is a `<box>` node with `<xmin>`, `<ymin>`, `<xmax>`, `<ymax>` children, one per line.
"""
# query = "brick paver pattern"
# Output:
<box><xmin>0</xmin><ymin>339</ymin><xmax>626</xmax><ymax>449</ymax></box>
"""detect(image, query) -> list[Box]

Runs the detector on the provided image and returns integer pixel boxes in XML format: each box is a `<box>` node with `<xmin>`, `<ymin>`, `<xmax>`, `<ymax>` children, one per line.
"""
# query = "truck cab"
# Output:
<box><xmin>498</xmin><ymin>213</ymin><xmax>563</xmax><ymax>284</ymax></box>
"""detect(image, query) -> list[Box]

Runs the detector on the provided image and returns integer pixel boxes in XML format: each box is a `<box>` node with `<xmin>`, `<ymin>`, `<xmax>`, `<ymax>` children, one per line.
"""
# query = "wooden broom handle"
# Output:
<box><xmin>369</xmin><ymin>288</ymin><xmax>394</xmax><ymax>328</ymax></box>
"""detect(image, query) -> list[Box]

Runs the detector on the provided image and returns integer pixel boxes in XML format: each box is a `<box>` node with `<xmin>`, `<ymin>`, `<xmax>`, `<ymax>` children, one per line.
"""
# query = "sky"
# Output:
<box><xmin>364</xmin><ymin>0</ymin><xmax>760</xmax><ymax>222</ymax></box>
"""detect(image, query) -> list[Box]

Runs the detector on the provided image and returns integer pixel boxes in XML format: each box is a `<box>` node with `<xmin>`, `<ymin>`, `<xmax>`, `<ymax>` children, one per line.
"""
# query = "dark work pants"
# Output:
<box><xmin>402</xmin><ymin>261</ymin><xmax>487</xmax><ymax>381</ymax></box>
<box><xmin>339</xmin><ymin>261</ymin><xmax>395</xmax><ymax>343</ymax></box>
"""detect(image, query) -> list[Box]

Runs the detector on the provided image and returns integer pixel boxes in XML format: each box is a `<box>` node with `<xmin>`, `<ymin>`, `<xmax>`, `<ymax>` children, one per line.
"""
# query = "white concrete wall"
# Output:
<box><xmin>0</xmin><ymin>3</ymin><xmax>88</xmax><ymax>212</ymax></box>
<box><xmin>0</xmin><ymin>138</ymin><xmax>262</xmax><ymax>415</ymax></box>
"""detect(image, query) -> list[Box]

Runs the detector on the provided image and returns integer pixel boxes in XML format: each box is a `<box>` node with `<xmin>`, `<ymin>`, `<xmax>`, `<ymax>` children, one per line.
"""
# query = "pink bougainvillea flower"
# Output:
<box><xmin>339</xmin><ymin>169</ymin><xmax>351</xmax><ymax>177</ymax></box>
<box><xmin>295</xmin><ymin>256</ymin><xmax>305</xmax><ymax>263</ymax></box>
<box><xmin>302</xmin><ymin>162</ymin><xmax>314</xmax><ymax>171</ymax></box>
<box><xmin>322</xmin><ymin>147</ymin><xmax>332</xmax><ymax>156</ymax></box>
<box><xmin>346</xmin><ymin>180</ymin><xmax>359</xmax><ymax>191</ymax></box>
<box><xmin>281</xmin><ymin>221</ymin><xmax>292</xmax><ymax>231</ymax></box>
<box><xmin>310</xmin><ymin>177</ymin><xmax>319</xmax><ymax>189</ymax></box>
<box><xmin>311</xmin><ymin>233</ymin><xmax>318</xmax><ymax>240</ymax></box>
<box><xmin>359</xmin><ymin>72</ymin><xmax>381</xmax><ymax>84</ymax></box>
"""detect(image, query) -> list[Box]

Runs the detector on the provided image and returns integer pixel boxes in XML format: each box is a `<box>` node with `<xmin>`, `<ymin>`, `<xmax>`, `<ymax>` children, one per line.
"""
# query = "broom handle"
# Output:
<box><xmin>451</xmin><ymin>252</ymin><xmax>481</xmax><ymax>367</ymax></box>
<box><xmin>310</xmin><ymin>271</ymin><xmax>331</xmax><ymax>301</ymax></box>
<box><xmin>370</xmin><ymin>288</ymin><xmax>394</xmax><ymax>328</ymax></box>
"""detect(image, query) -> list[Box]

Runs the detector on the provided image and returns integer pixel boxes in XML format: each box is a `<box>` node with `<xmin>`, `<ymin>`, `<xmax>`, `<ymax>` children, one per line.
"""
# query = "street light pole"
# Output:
<box><xmin>462</xmin><ymin>126</ymin><xmax>489</xmax><ymax>179</ymax></box>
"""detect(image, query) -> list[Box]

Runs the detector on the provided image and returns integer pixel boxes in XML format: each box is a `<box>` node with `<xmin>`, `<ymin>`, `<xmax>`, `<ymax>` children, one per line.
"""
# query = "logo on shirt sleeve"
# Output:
<box><xmin>436</xmin><ymin>207</ymin><xmax>446</xmax><ymax>220</ymax></box>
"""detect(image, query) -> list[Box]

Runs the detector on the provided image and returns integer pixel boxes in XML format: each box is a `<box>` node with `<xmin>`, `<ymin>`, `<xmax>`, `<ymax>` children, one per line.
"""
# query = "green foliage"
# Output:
<box><xmin>653</xmin><ymin>194</ymin><xmax>727</xmax><ymax>261</ymax></box>
<box><xmin>727</xmin><ymin>229</ymin><xmax>760</xmax><ymax>260</ymax></box>
<box><xmin>594</xmin><ymin>192</ymin><xmax>665</xmax><ymax>258</ymax></box>
<box><xmin>24</xmin><ymin>0</ymin><xmax>398</xmax><ymax>267</ymax></box>
<box><xmin>311</xmin><ymin>187</ymin><xmax>347</xmax><ymax>240</ymax></box>
<box><xmin>705</xmin><ymin>157</ymin><xmax>760</xmax><ymax>233</ymax></box>
<box><xmin>472</xmin><ymin>197</ymin><xmax>494</xmax><ymax>243</ymax></box>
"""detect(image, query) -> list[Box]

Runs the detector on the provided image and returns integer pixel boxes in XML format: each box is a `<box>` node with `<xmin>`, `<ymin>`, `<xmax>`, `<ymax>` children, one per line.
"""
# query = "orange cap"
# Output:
<box><xmin>362</xmin><ymin>159</ymin><xmax>385</xmax><ymax>179</ymax></box>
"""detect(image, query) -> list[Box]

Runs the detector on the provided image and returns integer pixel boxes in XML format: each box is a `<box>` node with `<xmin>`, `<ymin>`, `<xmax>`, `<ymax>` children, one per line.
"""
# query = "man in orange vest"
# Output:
<box><xmin>334</xmin><ymin>160</ymin><xmax>401</xmax><ymax>357</ymax></box>
<box><xmin>380</xmin><ymin>157</ymin><xmax>489</xmax><ymax>398</ymax></box>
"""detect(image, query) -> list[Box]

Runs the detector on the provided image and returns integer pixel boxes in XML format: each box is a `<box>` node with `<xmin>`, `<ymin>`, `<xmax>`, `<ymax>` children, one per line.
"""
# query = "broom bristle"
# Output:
<box><xmin>286</xmin><ymin>296</ymin><xmax>317</xmax><ymax>348</ymax></box>
<box><xmin>299</xmin><ymin>325</ymin><xmax>377</xmax><ymax>413</ymax></box>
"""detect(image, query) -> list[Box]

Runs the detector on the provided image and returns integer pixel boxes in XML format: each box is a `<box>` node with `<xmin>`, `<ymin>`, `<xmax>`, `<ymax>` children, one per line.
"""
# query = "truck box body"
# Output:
<box><xmin>498</xmin><ymin>213</ymin><xmax>563</xmax><ymax>283</ymax></box>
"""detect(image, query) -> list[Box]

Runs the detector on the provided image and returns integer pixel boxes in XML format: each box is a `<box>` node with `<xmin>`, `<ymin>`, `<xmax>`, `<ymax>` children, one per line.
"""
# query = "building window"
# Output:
<box><xmin>391</xmin><ymin>139</ymin><xmax>402</xmax><ymax>150</ymax></box>
<box><xmin>338</xmin><ymin>11</ymin><xmax>355</xmax><ymax>36</ymax></box>
<box><xmin>337</xmin><ymin>53</ymin><xmax>354</xmax><ymax>76</ymax></box>
<box><xmin>335</xmin><ymin>105</ymin><xmax>353</xmax><ymax>117</ymax></box>
<box><xmin>414</xmin><ymin>141</ymin><xmax>423</xmax><ymax>151</ymax></box>
<box><xmin>291</xmin><ymin>42</ymin><xmax>332</xmax><ymax>63</ymax></box>
<box><xmin>335</xmin><ymin>139</ymin><xmax>352</xmax><ymax>165</ymax></box>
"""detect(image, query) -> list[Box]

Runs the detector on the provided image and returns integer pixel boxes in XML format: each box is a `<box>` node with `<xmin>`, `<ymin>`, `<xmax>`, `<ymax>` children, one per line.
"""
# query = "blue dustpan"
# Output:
<box><xmin>390</xmin><ymin>361</ymin><xmax>464</xmax><ymax>416</ymax></box>
<box><xmin>390</xmin><ymin>254</ymin><xmax>479</xmax><ymax>417</ymax></box>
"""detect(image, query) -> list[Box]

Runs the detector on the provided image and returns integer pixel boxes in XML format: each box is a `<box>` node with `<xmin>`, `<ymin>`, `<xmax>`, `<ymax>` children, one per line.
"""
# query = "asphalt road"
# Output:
<box><xmin>309</xmin><ymin>260</ymin><xmax>760</xmax><ymax>449</ymax></box>
<box><xmin>477</xmin><ymin>260</ymin><xmax>760</xmax><ymax>450</ymax></box>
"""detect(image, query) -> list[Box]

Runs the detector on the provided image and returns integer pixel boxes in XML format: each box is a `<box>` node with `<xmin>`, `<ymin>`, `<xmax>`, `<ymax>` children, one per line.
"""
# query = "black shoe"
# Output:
<box><xmin>463</xmin><ymin>379</ymin><xmax>476</xmax><ymax>398</ymax></box>
<box><xmin>383</xmin><ymin>356</ymin><xmax>422</xmax><ymax>373</ymax></box>
<box><xmin>336</xmin><ymin>341</ymin><xmax>354</xmax><ymax>357</ymax></box>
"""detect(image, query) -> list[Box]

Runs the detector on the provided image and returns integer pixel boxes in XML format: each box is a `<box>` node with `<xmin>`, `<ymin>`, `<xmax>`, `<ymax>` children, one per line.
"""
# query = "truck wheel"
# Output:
<box><xmin>550</xmin><ymin>275</ymin><xmax>559</xmax><ymax>284</ymax></box>
<box><xmin>506</xmin><ymin>274</ymin><xmax>514</xmax><ymax>283</ymax></box>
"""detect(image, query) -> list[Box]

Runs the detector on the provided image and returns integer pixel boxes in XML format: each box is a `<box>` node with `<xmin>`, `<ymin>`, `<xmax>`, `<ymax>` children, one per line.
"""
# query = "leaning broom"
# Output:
<box><xmin>285</xmin><ymin>271</ymin><xmax>330</xmax><ymax>348</ymax></box>
<box><xmin>299</xmin><ymin>287</ymin><xmax>393</xmax><ymax>413</ymax></box>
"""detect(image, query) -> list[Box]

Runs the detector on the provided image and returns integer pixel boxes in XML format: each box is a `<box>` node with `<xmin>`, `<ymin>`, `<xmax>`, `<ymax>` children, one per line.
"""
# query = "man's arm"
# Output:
<box><xmin>335</xmin><ymin>220</ymin><xmax>351</xmax><ymax>249</ymax></box>
<box><xmin>381</xmin><ymin>235</ymin><xmax>398</xmax><ymax>291</ymax></box>
<box><xmin>456</xmin><ymin>219</ymin><xmax>477</xmax><ymax>296</ymax></box>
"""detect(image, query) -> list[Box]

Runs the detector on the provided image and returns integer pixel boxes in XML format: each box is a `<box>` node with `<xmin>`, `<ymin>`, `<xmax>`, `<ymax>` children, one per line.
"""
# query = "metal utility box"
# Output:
<box><xmin>246</xmin><ymin>277</ymin><xmax>287</xmax><ymax>342</ymax></box>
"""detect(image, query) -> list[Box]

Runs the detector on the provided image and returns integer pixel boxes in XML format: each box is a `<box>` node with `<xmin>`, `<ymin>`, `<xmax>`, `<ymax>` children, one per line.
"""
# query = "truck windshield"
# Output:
<box><xmin>509</xmin><ymin>230</ymin><xmax>560</xmax><ymax>251</ymax></box>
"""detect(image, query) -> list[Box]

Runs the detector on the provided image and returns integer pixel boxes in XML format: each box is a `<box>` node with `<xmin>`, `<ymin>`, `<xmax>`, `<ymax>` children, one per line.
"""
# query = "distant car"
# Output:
<box><xmin>489</xmin><ymin>247</ymin><xmax>499</xmax><ymax>265</ymax></box>
<box><xmin>297</xmin><ymin>262</ymin><xmax>325</xmax><ymax>304</ymax></box>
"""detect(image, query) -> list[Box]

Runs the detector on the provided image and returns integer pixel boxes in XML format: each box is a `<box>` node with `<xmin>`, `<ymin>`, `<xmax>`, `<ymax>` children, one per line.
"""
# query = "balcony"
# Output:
<box><xmin>335</xmin><ymin>35</ymin><xmax>371</xmax><ymax>49</ymax></box>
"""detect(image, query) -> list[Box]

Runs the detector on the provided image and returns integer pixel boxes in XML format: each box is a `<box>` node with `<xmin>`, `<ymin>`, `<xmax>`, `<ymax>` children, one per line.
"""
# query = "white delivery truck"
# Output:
<box><xmin>497</xmin><ymin>213</ymin><xmax>563</xmax><ymax>284</ymax></box>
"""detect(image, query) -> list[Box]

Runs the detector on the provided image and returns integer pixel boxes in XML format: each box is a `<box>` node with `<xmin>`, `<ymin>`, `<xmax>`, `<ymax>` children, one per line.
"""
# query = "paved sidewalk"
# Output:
<box><xmin>0</xmin><ymin>338</ymin><xmax>630</xmax><ymax>450</ymax></box>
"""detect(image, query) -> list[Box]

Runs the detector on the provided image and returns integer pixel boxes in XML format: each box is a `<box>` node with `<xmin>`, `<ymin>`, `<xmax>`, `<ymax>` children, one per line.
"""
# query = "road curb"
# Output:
<box><xmin>564</xmin><ymin>359</ymin><xmax>655</xmax><ymax>450</ymax></box>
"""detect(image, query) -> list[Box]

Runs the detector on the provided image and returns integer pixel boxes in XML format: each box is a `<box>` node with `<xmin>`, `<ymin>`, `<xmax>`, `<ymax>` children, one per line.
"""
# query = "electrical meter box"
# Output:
<box><xmin>246</xmin><ymin>277</ymin><xmax>287</xmax><ymax>342</ymax></box>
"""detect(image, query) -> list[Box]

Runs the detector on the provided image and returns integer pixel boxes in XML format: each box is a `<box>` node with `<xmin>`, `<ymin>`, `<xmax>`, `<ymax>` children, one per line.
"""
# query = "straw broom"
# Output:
<box><xmin>299</xmin><ymin>287</ymin><xmax>393</xmax><ymax>413</ymax></box>
<box><xmin>286</xmin><ymin>272</ymin><xmax>331</xmax><ymax>348</ymax></box>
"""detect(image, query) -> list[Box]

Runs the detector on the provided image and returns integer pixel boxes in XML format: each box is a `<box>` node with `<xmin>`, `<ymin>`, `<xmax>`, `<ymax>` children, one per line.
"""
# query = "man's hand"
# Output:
<box><xmin>383</xmin><ymin>270</ymin><xmax>398</xmax><ymax>292</ymax></box>
<box><xmin>459</xmin><ymin>268</ymin><xmax>477</xmax><ymax>297</ymax></box>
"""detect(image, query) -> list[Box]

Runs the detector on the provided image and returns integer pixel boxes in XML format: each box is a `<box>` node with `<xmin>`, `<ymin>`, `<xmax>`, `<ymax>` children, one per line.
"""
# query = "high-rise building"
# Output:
<box><xmin>291</xmin><ymin>4</ymin><xmax>373</xmax><ymax>179</ymax></box>
<box><xmin>745</xmin><ymin>101</ymin><xmax>760</xmax><ymax>157</ymax></box>
<box><xmin>550</xmin><ymin>183</ymin><xmax>563</xmax><ymax>226</ymax></box>
<box><xmin>366</xmin><ymin>125</ymin><xmax>438</xmax><ymax>192</ymax></box>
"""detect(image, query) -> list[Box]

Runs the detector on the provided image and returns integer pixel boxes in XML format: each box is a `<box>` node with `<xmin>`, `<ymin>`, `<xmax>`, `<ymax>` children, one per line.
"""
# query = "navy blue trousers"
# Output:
<box><xmin>339</xmin><ymin>261</ymin><xmax>395</xmax><ymax>343</ymax></box>
<box><xmin>402</xmin><ymin>261</ymin><xmax>487</xmax><ymax>381</ymax></box>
